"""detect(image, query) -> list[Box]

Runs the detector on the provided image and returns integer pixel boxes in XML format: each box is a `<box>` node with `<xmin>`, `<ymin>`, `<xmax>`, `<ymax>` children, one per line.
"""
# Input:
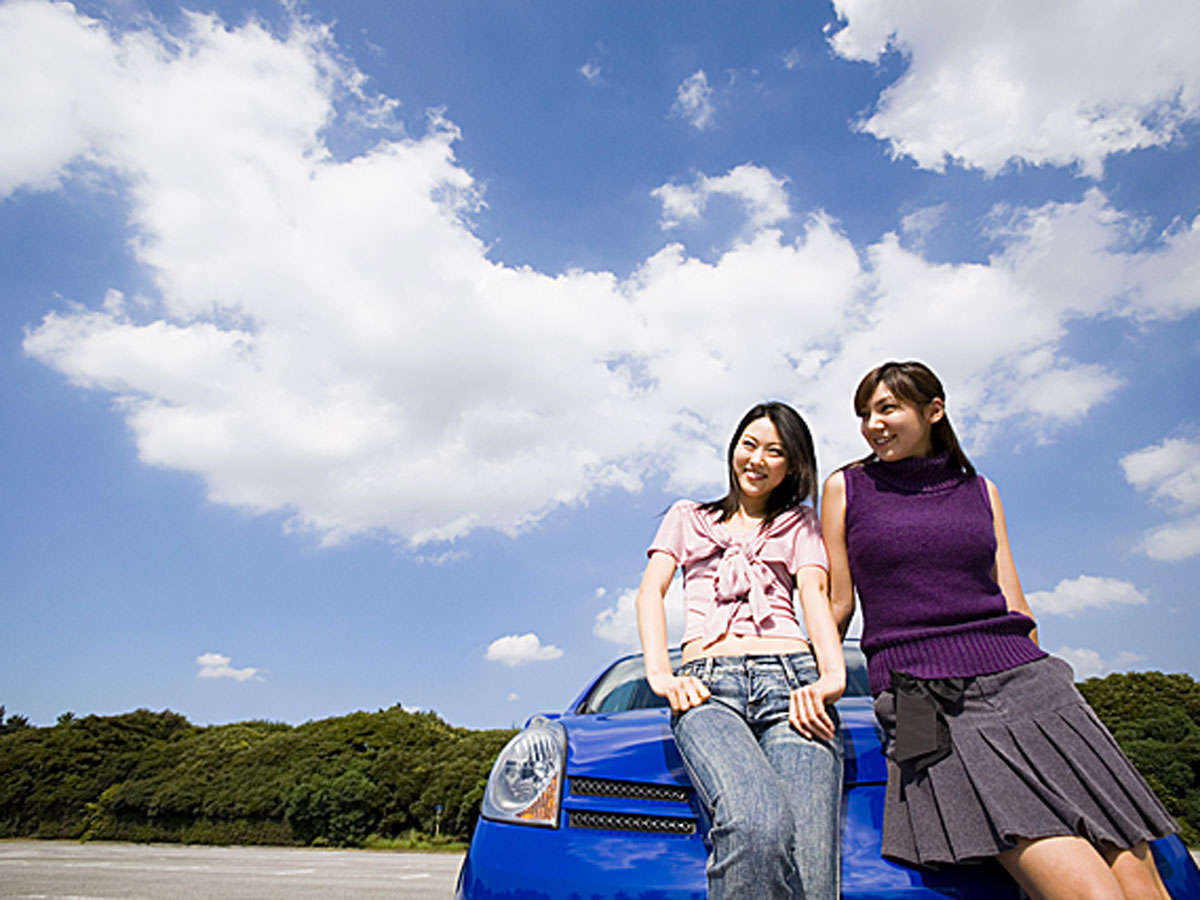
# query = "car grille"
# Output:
<box><xmin>568</xmin><ymin>810</ymin><xmax>696</xmax><ymax>835</ymax></box>
<box><xmin>570</xmin><ymin>777</ymin><xmax>689</xmax><ymax>803</ymax></box>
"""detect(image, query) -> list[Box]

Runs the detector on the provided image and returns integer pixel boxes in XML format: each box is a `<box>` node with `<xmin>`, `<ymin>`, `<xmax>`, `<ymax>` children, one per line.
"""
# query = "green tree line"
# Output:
<box><xmin>0</xmin><ymin>704</ymin><xmax>514</xmax><ymax>847</ymax></box>
<box><xmin>1077</xmin><ymin>671</ymin><xmax>1200</xmax><ymax>845</ymax></box>
<box><xmin>1</xmin><ymin>668</ymin><xmax>1197</xmax><ymax>848</ymax></box>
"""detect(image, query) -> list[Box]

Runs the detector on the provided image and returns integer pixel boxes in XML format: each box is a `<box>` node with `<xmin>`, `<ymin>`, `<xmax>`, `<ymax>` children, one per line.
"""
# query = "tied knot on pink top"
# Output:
<box><xmin>706</xmin><ymin>528</ymin><xmax>776</xmax><ymax>646</ymax></box>
<box><xmin>648</xmin><ymin>500</ymin><xmax>828</xmax><ymax>649</ymax></box>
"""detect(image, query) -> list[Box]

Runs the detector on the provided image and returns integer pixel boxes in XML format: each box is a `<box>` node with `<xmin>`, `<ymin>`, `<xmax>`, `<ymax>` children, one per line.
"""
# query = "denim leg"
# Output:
<box><xmin>759</xmin><ymin>719</ymin><xmax>842</xmax><ymax>899</ymax></box>
<box><xmin>673</xmin><ymin>697</ymin><xmax>799</xmax><ymax>900</ymax></box>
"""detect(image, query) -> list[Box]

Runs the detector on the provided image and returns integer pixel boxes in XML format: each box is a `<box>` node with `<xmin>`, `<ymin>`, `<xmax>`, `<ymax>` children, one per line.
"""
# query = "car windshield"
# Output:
<box><xmin>579</xmin><ymin>643</ymin><xmax>871</xmax><ymax>714</ymax></box>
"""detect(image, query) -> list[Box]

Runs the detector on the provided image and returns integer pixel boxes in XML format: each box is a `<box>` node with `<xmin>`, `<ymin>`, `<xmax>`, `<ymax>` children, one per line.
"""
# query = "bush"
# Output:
<box><xmin>363</xmin><ymin>829</ymin><xmax>468</xmax><ymax>852</ymax></box>
<box><xmin>1079</xmin><ymin>671</ymin><xmax>1200</xmax><ymax>844</ymax></box>
<box><xmin>285</xmin><ymin>768</ymin><xmax>382</xmax><ymax>847</ymax></box>
<box><xmin>0</xmin><ymin>703</ymin><xmax>514</xmax><ymax>848</ymax></box>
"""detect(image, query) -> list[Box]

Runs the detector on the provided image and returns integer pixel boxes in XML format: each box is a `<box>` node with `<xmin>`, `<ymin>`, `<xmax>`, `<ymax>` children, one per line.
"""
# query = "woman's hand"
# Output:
<box><xmin>789</xmin><ymin>674</ymin><xmax>843</xmax><ymax>741</ymax></box>
<box><xmin>647</xmin><ymin>670</ymin><xmax>711</xmax><ymax>713</ymax></box>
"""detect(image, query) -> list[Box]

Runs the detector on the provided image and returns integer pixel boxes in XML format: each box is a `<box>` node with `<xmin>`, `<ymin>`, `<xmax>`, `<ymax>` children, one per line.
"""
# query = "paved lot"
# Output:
<box><xmin>0</xmin><ymin>841</ymin><xmax>464</xmax><ymax>899</ymax></box>
<box><xmin>1</xmin><ymin>839</ymin><xmax>1193</xmax><ymax>896</ymax></box>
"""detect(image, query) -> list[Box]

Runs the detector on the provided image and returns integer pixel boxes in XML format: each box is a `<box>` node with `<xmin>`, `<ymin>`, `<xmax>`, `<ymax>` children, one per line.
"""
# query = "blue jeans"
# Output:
<box><xmin>672</xmin><ymin>652</ymin><xmax>842</xmax><ymax>899</ymax></box>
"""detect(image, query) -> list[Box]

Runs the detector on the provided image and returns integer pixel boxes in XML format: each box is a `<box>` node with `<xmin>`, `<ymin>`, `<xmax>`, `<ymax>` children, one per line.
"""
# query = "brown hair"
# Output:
<box><xmin>853</xmin><ymin>360</ymin><xmax>975</xmax><ymax>476</ymax></box>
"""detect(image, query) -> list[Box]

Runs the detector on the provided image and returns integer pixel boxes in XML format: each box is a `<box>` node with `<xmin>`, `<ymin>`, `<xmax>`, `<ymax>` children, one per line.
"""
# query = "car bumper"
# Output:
<box><xmin>456</xmin><ymin>817</ymin><xmax>707</xmax><ymax>899</ymax></box>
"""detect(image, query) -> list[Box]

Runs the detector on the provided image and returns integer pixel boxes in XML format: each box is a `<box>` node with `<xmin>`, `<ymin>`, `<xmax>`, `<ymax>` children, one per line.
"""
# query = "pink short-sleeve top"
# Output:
<box><xmin>648</xmin><ymin>500</ymin><xmax>829</xmax><ymax>649</ymax></box>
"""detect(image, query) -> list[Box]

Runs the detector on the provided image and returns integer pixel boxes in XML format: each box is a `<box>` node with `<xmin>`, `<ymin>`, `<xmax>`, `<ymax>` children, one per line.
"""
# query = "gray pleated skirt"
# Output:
<box><xmin>872</xmin><ymin>655</ymin><xmax>1178</xmax><ymax>866</ymax></box>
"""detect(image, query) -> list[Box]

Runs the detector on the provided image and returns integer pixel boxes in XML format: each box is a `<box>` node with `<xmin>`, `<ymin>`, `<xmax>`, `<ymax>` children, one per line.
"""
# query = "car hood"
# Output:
<box><xmin>838</xmin><ymin>696</ymin><xmax>888</xmax><ymax>785</ymax></box>
<box><xmin>556</xmin><ymin>696</ymin><xmax>887</xmax><ymax>787</ymax></box>
<box><xmin>560</xmin><ymin>708</ymin><xmax>690</xmax><ymax>785</ymax></box>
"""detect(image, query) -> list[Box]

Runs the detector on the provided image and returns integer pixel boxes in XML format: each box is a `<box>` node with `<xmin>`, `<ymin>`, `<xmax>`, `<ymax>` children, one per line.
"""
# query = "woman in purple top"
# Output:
<box><xmin>636</xmin><ymin>402</ymin><xmax>846</xmax><ymax>899</ymax></box>
<box><xmin>822</xmin><ymin>361</ymin><xmax>1176</xmax><ymax>900</ymax></box>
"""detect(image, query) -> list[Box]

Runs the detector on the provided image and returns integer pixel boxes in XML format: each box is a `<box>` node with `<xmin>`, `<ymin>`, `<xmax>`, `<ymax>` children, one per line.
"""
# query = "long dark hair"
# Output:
<box><xmin>852</xmin><ymin>360</ymin><xmax>975</xmax><ymax>476</ymax></box>
<box><xmin>699</xmin><ymin>401</ymin><xmax>819</xmax><ymax>524</ymax></box>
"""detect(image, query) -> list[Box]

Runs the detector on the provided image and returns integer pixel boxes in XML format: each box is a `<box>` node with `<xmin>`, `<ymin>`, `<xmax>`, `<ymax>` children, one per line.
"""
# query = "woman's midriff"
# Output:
<box><xmin>680</xmin><ymin>633</ymin><xmax>811</xmax><ymax>664</ymax></box>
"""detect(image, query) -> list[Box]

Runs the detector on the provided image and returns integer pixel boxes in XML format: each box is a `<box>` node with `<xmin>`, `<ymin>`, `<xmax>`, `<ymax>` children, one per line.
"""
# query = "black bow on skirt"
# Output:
<box><xmin>889</xmin><ymin>671</ymin><xmax>969</xmax><ymax>785</ymax></box>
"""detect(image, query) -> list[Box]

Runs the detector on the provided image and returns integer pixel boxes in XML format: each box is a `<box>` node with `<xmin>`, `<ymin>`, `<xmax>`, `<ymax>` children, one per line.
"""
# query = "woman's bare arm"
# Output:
<box><xmin>790</xmin><ymin>565</ymin><xmax>845</xmax><ymax>741</ymax></box>
<box><xmin>821</xmin><ymin>470</ymin><xmax>857</xmax><ymax>638</ymax></box>
<box><xmin>985</xmin><ymin>478</ymin><xmax>1039</xmax><ymax>646</ymax></box>
<box><xmin>635</xmin><ymin>551</ymin><xmax>710</xmax><ymax>711</ymax></box>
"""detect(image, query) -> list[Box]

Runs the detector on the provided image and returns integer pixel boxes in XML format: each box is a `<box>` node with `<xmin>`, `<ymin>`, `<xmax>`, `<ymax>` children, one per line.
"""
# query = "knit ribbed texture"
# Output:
<box><xmin>844</xmin><ymin>454</ymin><xmax>1044</xmax><ymax>695</ymax></box>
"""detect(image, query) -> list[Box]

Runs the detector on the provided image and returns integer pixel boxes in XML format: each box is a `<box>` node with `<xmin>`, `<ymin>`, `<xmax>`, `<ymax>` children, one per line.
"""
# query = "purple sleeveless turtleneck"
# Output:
<box><xmin>844</xmin><ymin>453</ymin><xmax>1045</xmax><ymax>695</ymax></box>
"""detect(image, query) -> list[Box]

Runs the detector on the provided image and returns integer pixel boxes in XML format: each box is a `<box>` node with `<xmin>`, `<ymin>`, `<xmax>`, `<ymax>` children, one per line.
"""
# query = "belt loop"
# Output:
<box><xmin>778</xmin><ymin>653</ymin><xmax>798</xmax><ymax>687</ymax></box>
<box><xmin>703</xmin><ymin>656</ymin><xmax>714</xmax><ymax>681</ymax></box>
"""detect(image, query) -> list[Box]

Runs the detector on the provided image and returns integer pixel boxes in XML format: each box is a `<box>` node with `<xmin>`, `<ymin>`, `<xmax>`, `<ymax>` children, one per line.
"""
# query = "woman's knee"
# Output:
<box><xmin>998</xmin><ymin>836</ymin><xmax>1124</xmax><ymax>900</ymax></box>
<box><xmin>714</xmin><ymin>786</ymin><xmax>795</xmax><ymax>851</ymax></box>
<box><xmin>1105</xmin><ymin>843</ymin><xmax>1170</xmax><ymax>900</ymax></box>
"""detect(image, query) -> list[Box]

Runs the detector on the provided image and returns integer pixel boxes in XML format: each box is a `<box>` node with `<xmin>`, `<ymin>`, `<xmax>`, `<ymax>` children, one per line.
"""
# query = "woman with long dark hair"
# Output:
<box><xmin>636</xmin><ymin>401</ymin><xmax>845</xmax><ymax>899</ymax></box>
<box><xmin>822</xmin><ymin>360</ymin><xmax>1176</xmax><ymax>899</ymax></box>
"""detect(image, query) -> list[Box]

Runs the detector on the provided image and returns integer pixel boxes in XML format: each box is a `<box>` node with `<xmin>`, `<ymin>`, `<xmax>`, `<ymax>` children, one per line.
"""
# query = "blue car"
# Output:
<box><xmin>457</xmin><ymin>643</ymin><xmax>1200</xmax><ymax>898</ymax></box>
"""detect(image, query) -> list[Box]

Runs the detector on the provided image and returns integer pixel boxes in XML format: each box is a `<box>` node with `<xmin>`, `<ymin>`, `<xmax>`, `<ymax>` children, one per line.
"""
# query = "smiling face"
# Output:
<box><xmin>731</xmin><ymin>416</ymin><xmax>790</xmax><ymax>510</ymax></box>
<box><xmin>859</xmin><ymin>382</ymin><xmax>944</xmax><ymax>462</ymax></box>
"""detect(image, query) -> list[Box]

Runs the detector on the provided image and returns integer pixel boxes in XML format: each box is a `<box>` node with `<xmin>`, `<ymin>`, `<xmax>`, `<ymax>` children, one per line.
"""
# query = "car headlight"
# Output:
<box><xmin>481</xmin><ymin>716</ymin><xmax>566</xmax><ymax>827</ymax></box>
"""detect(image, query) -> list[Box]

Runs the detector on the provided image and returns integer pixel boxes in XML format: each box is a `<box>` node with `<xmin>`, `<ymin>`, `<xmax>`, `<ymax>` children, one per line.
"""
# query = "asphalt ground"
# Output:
<box><xmin>0</xmin><ymin>841</ymin><xmax>464</xmax><ymax>899</ymax></box>
<box><xmin>1</xmin><ymin>839</ymin><xmax>1195</xmax><ymax>897</ymax></box>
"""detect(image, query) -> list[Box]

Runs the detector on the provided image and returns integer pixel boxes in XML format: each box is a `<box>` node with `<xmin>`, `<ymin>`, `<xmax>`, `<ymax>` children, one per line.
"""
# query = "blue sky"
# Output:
<box><xmin>3</xmin><ymin>0</ymin><xmax>1199</xmax><ymax>730</ymax></box>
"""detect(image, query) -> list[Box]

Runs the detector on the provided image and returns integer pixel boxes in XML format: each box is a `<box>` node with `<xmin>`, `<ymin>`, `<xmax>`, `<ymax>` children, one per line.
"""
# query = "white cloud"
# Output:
<box><xmin>1140</xmin><ymin>515</ymin><xmax>1200</xmax><ymax>563</ymax></box>
<box><xmin>579</xmin><ymin>60</ymin><xmax>601</xmax><ymax>83</ymax></box>
<box><xmin>0</xmin><ymin>1</ymin><xmax>118</xmax><ymax>195</ymax></box>
<box><xmin>1122</xmin><ymin>437</ymin><xmax>1200</xmax><ymax>509</ymax></box>
<box><xmin>1026</xmin><ymin>575</ymin><xmax>1149</xmax><ymax>617</ymax></box>
<box><xmin>485</xmin><ymin>633</ymin><xmax>563</xmax><ymax>667</ymax></box>
<box><xmin>1122</xmin><ymin>436</ymin><xmax>1200</xmax><ymax>561</ymax></box>
<box><xmin>1052</xmin><ymin>646</ymin><xmax>1146</xmax><ymax>681</ymax></box>
<box><xmin>9</xmin><ymin>7</ymin><xmax>1200</xmax><ymax>549</ymax></box>
<box><xmin>671</xmin><ymin>69</ymin><xmax>715</xmax><ymax>130</ymax></box>
<box><xmin>651</xmin><ymin>164</ymin><xmax>790</xmax><ymax>230</ymax></box>
<box><xmin>827</xmin><ymin>0</ymin><xmax>1200</xmax><ymax>176</ymax></box>
<box><xmin>782</xmin><ymin>48</ymin><xmax>803</xmax><ymax>71</ymax></box>
<box><xmin>196</xmin><ymin>652</ymin><xmax>262</xmax><ymax>682</ymax></box>
<box><xmin>593</xmin><ymin>578</ymin><xmax>686</xmax><ymax>648</ymax></box>
<box><xmin>416</xmin><ymin>549</ymin><xmax>469</xmax><ymax>566</ymax></box>
<box><xmin>898</xmin><ymin>203</ymin><xmax>947</xmax><ymax>248</ymax></box>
